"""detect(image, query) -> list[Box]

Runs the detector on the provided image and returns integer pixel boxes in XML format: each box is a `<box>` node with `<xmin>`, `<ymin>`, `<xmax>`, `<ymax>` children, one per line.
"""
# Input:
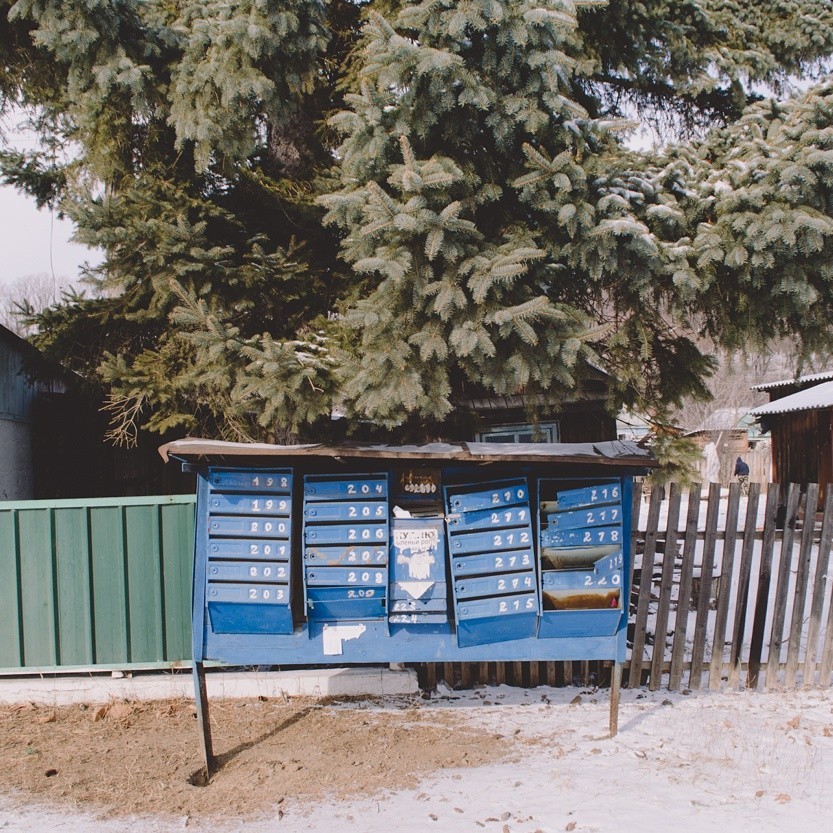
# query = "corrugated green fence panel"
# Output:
<box><xmin>160</xmin><ymin>502</ymin><xmax>194</xmax><ymax>662</ymax></box>
<box><xmin>54</xmin><ymin>508</ymin><xmax>94</xmax><ymax>666</ymax></box>
<box><xmin>90</xmin><ymin>506</ymin><xmax>129</xmax><ymax>664</ymax></box>
<box><xmin>0</xmin><ymin>495</ymin><xmax>196</xmax><ymax>673</ymax></box>
<box><xmin>125</xmin><ymin>505</ymin><xmax>165</xmax><ymax>663</ymax></box>
<box><xmin>0</xmin><ymin>510</ymin><xmax>22</xmax><ymax>667</ymax></box>
<box><xmin>18</xmin><ymin>508</ymin><xmax>57</xmax><ymax>666</ymax></box>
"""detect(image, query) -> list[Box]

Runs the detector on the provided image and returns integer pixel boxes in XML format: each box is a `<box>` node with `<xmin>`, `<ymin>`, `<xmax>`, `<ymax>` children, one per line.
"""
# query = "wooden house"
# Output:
<box><xmin>684</xmin><ymin>408</ymin><xmax>771</xmax><ymax>485</ymax></box>
<box><xmin>0</xmin><ymin>323</ymin><xmax>192</xmax><ymax>500</ymax></box>
<box><xmin>464</xmin><ymin>364</ymin><xmax>617</xmax><ymax>444</ymax></box>
<box><xmin>0</xmin><ymin>323</ymin><xmax>64</xmax><ymax>499</ymax></box>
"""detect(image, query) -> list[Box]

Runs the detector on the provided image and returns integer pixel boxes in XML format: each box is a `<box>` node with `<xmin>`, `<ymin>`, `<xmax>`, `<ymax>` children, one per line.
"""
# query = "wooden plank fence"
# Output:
<box><xmin>424</xmin><ymin>481</ymin><xmax>833</xmax><ymax>692</ymax></box>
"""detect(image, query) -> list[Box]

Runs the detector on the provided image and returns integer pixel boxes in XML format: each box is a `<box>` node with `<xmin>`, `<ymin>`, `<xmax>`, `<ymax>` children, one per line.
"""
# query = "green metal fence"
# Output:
<box><xmin>0</xmin><ymin>494</ymin><xmax>195</xmax><ymax>674</ymax></box>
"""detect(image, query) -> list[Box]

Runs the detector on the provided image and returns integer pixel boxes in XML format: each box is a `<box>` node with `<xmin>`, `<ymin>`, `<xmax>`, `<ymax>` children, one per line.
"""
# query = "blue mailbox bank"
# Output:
<box><xmin>161</xmin><ymin>438</ymin><xmax>653</xmax><ymax>775</ymax></box>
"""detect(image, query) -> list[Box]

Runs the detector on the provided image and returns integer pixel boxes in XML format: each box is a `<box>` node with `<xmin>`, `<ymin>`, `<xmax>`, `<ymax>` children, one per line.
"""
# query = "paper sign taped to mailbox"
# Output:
<box><xmin>393</xmin><ymin>527</ymin><xmax>439</xmax><ymax>552</ymax></box>
<box><xmin>391</xmin><ymin>520</ymin><xmax>445</xmax><ymax>582</ymax></box>
<box><xmin>322</xmin><ymin>623</ymin><xmax>367</xmax><ymax>655</ymax></box>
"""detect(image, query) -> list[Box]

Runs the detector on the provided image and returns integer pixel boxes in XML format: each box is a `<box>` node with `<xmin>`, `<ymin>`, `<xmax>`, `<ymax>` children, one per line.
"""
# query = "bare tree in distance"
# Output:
<box><xmin>0</xmin><ymin>272</ymin><xmax>76</xmax><ymax>336</ymax></box>
<box><xmin>672</xmin><ymin>343</ymin><xmax>833</xmax><ymax>434</ymax></box>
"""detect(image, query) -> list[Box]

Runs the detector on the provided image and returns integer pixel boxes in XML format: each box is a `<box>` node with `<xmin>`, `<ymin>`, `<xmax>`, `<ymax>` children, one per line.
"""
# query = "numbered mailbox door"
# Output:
<box><xmin>446</xmin><ymin>479</ymin><xmax>530</xmax><ymax>514</ymax></box>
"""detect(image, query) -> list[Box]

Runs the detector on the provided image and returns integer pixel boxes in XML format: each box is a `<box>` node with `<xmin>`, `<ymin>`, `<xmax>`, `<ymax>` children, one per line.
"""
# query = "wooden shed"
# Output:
<box><xmin>750</xmin><ymin>372</ymin><xmax>833</xmax><ymax>495</ymax></box>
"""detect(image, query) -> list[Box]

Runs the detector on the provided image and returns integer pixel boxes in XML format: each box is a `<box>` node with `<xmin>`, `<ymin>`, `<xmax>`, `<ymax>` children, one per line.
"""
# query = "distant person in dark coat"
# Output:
<box><xmin>734</xmin><ymin>456</ymin><xmax>750</xmax><ymax>495</ymax></box>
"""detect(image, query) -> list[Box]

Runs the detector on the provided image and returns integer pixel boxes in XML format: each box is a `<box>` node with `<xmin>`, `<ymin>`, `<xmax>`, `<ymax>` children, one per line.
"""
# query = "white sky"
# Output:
<box><xmin>0</xmin><ymin>185</ymin><xmax>100</xmax><ymax>286</ymax></box>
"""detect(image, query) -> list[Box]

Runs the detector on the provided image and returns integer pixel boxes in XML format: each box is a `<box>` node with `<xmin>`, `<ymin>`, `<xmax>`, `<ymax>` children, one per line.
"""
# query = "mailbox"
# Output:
<box><xmin>537</xmin><ymin>478</ymin><xmax>626</xmax><ymax>639</ymax></box>
<box><xmin>389</xmin><ymin>517</ymin><xmax>449</xmax><ymax>628</ymax></box>
<box><xmin>303</xmin><ymin>474</ymin><xmax>390</xmax><ymax>622</ymax></box>
<box><xmin>445</xmin><ymin>478</ymin><xmax>539</xmax><ymax>647</ymax></box>
<box><xmin>167</xmin><ymin>439</ymin><xmax>653</xmax><ymax>774</ymax></box>
<box><xmin>201</xmin><ymin>467</ymin><xmax>293</xmax><ymax>636</ymax></box>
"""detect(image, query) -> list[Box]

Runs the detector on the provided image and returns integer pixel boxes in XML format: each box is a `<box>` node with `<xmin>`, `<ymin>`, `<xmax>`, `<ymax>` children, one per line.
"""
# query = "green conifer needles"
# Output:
<box><xmin>321</xmin><ymin>0</ymin><xmax>662</xmax><ymax>425</ymax></box>
<box><xmin>8</xmin><ymin>1</ymin><xmax>833</xmax><ymax>442</ymax></box>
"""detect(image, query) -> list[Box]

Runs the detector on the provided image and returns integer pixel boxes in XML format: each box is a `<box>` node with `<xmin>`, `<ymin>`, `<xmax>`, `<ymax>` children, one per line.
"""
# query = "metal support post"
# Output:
<box><xmin>609</xmin><ymin>661</ymin><xmax>622</xmax><ymax>737</ymax></box>
<box><xmin>193</xmin><ymin>661</ymin><xmax>216</xmax><ymax>779</ymax></box>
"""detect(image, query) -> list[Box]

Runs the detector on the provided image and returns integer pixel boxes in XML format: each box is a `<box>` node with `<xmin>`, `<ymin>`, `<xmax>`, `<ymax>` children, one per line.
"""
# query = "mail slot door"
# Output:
<box><xmin>448</xmin><ymin>527</ymin><xmax>534</xmax><ymax>555</ymax></box>
<box><xmin>205</xmin><ymin>581</ymin><xmax>293</xmax><ymax>634</ymax></box>
<box><xmin>207</xmin><ymin>562</ymin><xmax>290</xmax><ymax>583</ymax></box>
<box><xmin>542</xmin><ymin>482</ymin><xmax>621</xmax><ymax>511</ymax></box>
<box><xmin>304</xmin><ymin>501</ymin><xmax>388</xmax><ymax>521</ymax></box>
<box><xmin>454</xmin><ymin>571</ymin><xmax>536</xmax><ymax>600</ymax></box>
<box><xmin>207</xmin><ymin>583</ymin><xmax>290</xmax><ymax>604</ymax></box>
<box><xmin>209</xmin><ymin>515</ymin><xmax>292</xmax><ymax>539</ymax></box>
<box><xmin>389</xmin><ymin>597</ymin><xmax>448</xmax><ymax>613</ymax></box>
<box><xmin>450</xmin><ymin>549</ymin><xmax>535</xmax><ymax>577</ymax></box>
<box><xmin>208</xmin><ymin>493</ymin><xmax>291</xmax><ymax>516</ymax></box>
<box><xmin>388</xmin><ymin>612</ymin><xmax>449</xmax><ymax>624</ymax></box>
<box><xmin>456</xmin><ymin>593</ymin><xmax>538</xmax><ymax>621</ymax></box>
<box><xmin>304</xmin><ymin>523</ymin><xmax>388</xmax><ymax>545</ymax></box>
<box><xmin>446</xmin><ymin>479</ymin><xmax>529</xmax><ymax>513</ymax></box>
<box><xmin>208</xmin><ymin>539</ymin><xmax>291</xmax><ymax>561</ymax></box>
<box><xmin>303</xmin><ymin>545</ymin><xmax>388</xmax><ymax>567</ymax></box>
<box><xmin>540</xmin><ymin>525</ymin><xmax>623</xmax><ymax>549</ymax></box>
<box><xmin>304</xmin><ymin>477</ymin><xmax>387</xmax><ymax>500</ymax></box>
<box><xmin>208</xmin><ymin>469</ymin><xmax>292</xmax><ymax>493</ymax></box>
<box><xmin>305</xmin><ymin>586</ymin><xmax>386</xmax><ymax>620</ymax></box>
<box><xmin>454</xmin><ymin>573</ymin><xmax>540</xmax><ymax>643</ymax></box>
<box><xmin>545</xmin><ymin>504</ymin><xmax>623</xmax><ymax>530</ymax></box>
<box><xmin>446</xmin><ymin>504</ymin><xmax>531</xmax><ymax>531</ymax></box>
<box><xmin>305</xmin><ymin>567</ymin><xmax>387</xmax><ymax>587</ymax></box>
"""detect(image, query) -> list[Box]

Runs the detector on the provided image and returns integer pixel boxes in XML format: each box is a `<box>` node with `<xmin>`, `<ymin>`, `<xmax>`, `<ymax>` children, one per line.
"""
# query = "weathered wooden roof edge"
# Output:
<box><xmin>159</xmin><ymin>437</ymin><xmax>657</xmax><ymax>468</ymax></box>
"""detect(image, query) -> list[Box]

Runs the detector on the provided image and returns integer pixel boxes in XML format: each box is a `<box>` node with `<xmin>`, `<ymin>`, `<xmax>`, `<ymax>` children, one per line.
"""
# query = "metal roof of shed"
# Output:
<box><xmin>160</xmin><ymin>437</ymin><xmax>656</xmax><ymax>468</ymax></box>
<box><xmin>750</xmin><ymin>380</ymin><xmax>833</xmax><ymax>417</ymax></box>
<box><xmin>751</xmin><ymin>370</ymin><xmax>833</xmax><ymax>392</ymax></box>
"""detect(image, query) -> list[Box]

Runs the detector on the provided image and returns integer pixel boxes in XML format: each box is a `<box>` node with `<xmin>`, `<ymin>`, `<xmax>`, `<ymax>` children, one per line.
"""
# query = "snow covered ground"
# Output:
<box><xmin>2</xmin><ymin>683</ymin><xmax>831</xmax><ymax>833</ymax></box>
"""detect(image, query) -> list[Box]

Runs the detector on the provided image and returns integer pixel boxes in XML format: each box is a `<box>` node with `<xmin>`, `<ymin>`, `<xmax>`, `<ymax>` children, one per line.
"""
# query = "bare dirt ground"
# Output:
<box><xmin>0</xmin><ymin>695</ymin><xmax>516</xmax><ymax>822</ymax></box>
<box><xmin>3</xmin><ymin>687</ymin><xmax>833</xmax><ymax>833</ymax></box>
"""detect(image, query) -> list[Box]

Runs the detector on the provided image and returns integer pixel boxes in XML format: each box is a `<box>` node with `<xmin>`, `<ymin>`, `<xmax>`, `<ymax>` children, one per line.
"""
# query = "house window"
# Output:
<box><xmin>477</xmin><ymin>422</ymin><xmax>560</xmax><ymax>444</ymax></box>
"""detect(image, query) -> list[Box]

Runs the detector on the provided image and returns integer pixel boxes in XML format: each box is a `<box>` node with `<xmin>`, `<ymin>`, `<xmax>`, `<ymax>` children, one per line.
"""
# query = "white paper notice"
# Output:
<box><xmin>393</xmin><ymin>527</ymin><xmax>439</xmax><ymax>579</ymax></box>
<box><xmin>322</xmin><ymin>623</ymin><xmax>367</xmax><ymax>656</ymax></box>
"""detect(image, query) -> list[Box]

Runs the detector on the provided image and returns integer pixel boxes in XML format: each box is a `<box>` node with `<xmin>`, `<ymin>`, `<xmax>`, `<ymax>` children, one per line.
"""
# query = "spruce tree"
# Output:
<box><xmin>5</xmin><ymin>1</ymin><xmax>833</xmax><ymax>443</ymax></box>
<box><xmin>318</xmin><ymin>0</ymin><xmax>711</xmax><ymax>426</ymax></box>
<box><xmin>1</xmin><ymin>0</ymin><xmax>357</xmax><ymax>441</ymax></box>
